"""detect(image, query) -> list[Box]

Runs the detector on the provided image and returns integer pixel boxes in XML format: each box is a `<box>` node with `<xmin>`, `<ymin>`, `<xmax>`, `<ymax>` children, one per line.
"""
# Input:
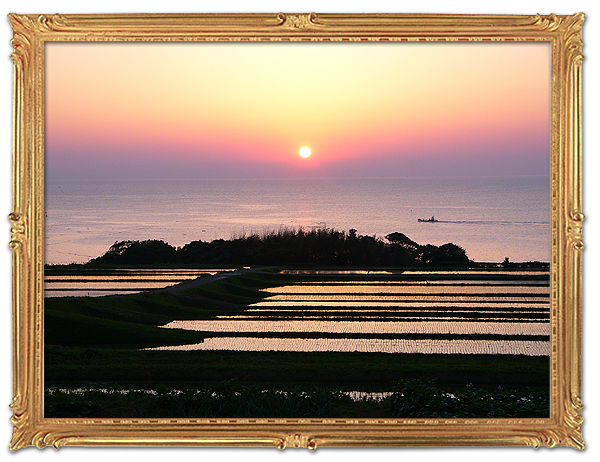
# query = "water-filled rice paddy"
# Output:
<box><xmin>148</xmin><ymin>337</ymin><xmax>548</xmax><ymax>355</ymax></box>
<box><xmin>266</xmin><ymin>284</ymin><xmax>549</xmax><ymax>294</ymax></box>
<box><xmin>154</xmin><ymin>269</ymin><xmax>550</xmax><ymax>356</ymax></box>
<box><xmin>280</xmin><ymin>270</ymin><xmax>394</xmax><ymax>275</ymax></box>
<box><xmin>44</xmin><ymin>268</ymin><xmax>236</xmax><ymax>297</ymax></box>
<box><xmin>281</xmin><ymin>270</ymin><xmax>546</xmax><ymax>276</ymax></box>
<box><xmin>162</xmin><ymin>319</ymin><xmax>549</xmax><ymax>335</ymax></box>
<box><xmin>252</xmin><ymin>299</ymin><xmax>547</xmax><ymax>306</ymax></box>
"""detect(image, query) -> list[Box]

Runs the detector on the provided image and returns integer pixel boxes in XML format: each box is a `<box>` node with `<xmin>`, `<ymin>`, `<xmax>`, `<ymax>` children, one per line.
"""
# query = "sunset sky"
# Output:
<box><xmin>45</xmin><ymin>41</ymin><xmax>551</xmax><ymax>181</ymax></box>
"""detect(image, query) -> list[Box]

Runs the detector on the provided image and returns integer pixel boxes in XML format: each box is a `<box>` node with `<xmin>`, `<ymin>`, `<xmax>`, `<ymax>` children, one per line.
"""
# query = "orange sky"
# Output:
<box><xmin>45</xmin><ymin>41</ymin><xmax>551</xmax><ymax>180</ymax></box>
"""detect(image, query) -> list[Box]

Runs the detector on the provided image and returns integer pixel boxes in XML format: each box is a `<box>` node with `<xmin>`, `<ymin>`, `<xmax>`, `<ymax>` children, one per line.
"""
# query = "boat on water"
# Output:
<box><xmin>418</xmin><ymin>216</ymin><xmax>438</xmax><ymax>223</ymax></box>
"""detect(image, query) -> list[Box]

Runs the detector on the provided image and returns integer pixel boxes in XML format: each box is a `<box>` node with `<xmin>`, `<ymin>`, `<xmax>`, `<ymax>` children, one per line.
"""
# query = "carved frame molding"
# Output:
<box><xmin>8</xmin><ymin>12</ymin><xmax>584</xmax><ymax>450</ymax></box>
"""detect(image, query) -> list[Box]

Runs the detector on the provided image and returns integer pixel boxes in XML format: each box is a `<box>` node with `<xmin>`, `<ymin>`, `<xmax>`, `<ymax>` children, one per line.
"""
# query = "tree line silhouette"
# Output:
<box><xmin>87</xmin><ymin>228</ymin><xmax>471</xmax><ymax>267</ymax></box>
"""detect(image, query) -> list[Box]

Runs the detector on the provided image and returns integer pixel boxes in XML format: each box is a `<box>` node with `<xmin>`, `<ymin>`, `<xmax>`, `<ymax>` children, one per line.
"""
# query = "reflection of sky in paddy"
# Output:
<box><xmin>217</xmin><ymin>315</ymin><xmax>548</xmax><ymax>322</ymax></box>
<box><xmin>44</xmin><ymin>280</ymin><xmax>185</xmax><ymax>298</ymax></box>
<box><xmin>293</xmin><ymin>280</ymin><xmax>549</xmax><ymax>286</ymax></box>
<box><xmin>245</xmin><ymin>310</ymin><xmax>546</xmax><ymax>316</ymax></box>
<box><xmin>43</xmin><ymin>269</ymin><xmax>236</xmax><ymax>298</ymax></box>
<box><xmin>44</xmin><ymin>290</ymin><xmax>149</xmax><ymax>298</ymax></box>
<box><xmin>161</xmin><ymin>320</ymin><xmax>550</xmax><ymax>336</ymax></box>
<box><xmin>264</xmin><ymin>285</ymin><xmax>549</xmax><ymax>294</ymax></box>
<box><xmin>280</xmin><ymin>270</ymin><xmax>393</xmax><ymax>275</ymax></box>
<box><xmin>393</xmin><ymin>271</ymin><xmax>548</xmax><ymax>276</ymax></box>
<box><xmin>249</xmin><ymin>301</ymin><xmax>548</xmax><ymax>308</ymax></box>
<box><xmin>280</xmin><ymin>270</ymin><xmax>549</xmax><ymax>276</ymax></box>
<box><xmin>146</xmin><ymin>337</ymin><xmax>549</xmax><ymax>356</ymax></box>
<box><xmin>45</xmin><ymin>281</ymin><xmax>183</xmax><ymax>290</ymax></box>
<box><xmin>45</xmin><ymin>269</ymin><xmax>234</xmax><ymax>281</ymax></box>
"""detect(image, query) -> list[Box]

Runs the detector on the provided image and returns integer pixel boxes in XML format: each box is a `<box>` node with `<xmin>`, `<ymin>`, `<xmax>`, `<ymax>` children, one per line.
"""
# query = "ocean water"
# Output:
<box><xmin>44</xmin><ymin>176</ymin><xmax>549</xmax><ymax>265</ymax></box>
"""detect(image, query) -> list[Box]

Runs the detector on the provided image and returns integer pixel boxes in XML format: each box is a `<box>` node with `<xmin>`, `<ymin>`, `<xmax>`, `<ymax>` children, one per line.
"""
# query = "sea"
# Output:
<box><xmin>44</xmin><ymin>176</ymin><xmax>550</xmax><ymax>265</ymax></box>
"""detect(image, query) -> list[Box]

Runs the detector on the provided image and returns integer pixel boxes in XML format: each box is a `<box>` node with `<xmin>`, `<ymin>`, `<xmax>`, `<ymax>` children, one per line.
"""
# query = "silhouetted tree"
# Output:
<box><xmin>87</xmin><ymin>229</ymin><xmax>474</xmax><ymax>268</ymax></box>
<box><xmin>436</xmin><ymin>243</ymin><xmax>470</xmax><ymax>266</ymax></box>
<box><xmin>89</xmin><ymin>240</ymin><xmax>178</xmax><ymax>265</ymax></box>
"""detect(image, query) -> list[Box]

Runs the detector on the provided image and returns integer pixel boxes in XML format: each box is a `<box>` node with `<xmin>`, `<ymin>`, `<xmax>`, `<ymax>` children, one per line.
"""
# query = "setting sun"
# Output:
<box><xmin>299</xmin><ymin>146</ymin><xmax>311</xmax><ymax>158</ymax></box>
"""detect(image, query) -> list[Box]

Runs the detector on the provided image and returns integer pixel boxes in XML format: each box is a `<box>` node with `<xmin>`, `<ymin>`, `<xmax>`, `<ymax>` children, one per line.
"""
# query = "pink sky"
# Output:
<box><xmin>45</xmin><ymin>41</ymin><xmax>550</xmax><ymax>180</ymax></box>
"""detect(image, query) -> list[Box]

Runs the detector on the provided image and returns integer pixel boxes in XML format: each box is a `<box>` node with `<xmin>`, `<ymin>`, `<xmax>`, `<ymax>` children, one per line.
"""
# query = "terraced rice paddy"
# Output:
<box><xmin>266</xmin><ymin>284</ymin><xmax>548</xmax><ymax>294</ymax></box>
<box><xmin>150</xmin><ymin>337</ymin><xmax>548</xmax><ymax>355</ymax></box>
<box><xmin>156</xmin><ymin>269</ymin><xmax>550</xmax><ymax>356</ymax></box>
<box><xmin>162</xmin><ymin>320</ymin><xmax>549</xmax><ymax>335</ymax></box>
<box><xmin>44</xmin><ymin>268</ymin><xmax>237</xmax><ymax>297</ymax></box>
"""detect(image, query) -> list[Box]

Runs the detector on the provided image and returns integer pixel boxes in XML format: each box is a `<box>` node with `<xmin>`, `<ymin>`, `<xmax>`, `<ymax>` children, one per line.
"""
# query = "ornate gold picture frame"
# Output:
<box><xmin>8</xmin><ymin>13</ymin><xmax>584</xmax><ymax>450</ymax></box>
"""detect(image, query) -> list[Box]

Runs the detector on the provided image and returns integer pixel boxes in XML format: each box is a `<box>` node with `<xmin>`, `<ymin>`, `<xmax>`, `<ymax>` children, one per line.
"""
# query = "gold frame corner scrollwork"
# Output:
<box><xmin>8</xmin><ymin>12</ymin><xmax>584</xmax><ymax>450</ymax></box>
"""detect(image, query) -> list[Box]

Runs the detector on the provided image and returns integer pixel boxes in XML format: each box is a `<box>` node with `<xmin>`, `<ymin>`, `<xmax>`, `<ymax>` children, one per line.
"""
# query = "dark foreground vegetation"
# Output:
<box><xmin>46</xmin><ymin>347</ymin><xmax>549</xmax><ymax>389</ymax></box>
<box><xmin>45</xmin><ymin>378</ymin><xmax>549</xmax><ymax>419</ymax></box>
<box><xmin>85</xmin><ymin>228</ymin><xmax>473</xmax><ymax>267</ymax></box>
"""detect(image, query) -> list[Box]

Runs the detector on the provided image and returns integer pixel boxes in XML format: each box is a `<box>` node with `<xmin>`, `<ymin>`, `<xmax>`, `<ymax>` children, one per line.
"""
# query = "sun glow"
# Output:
<box><xmin>299</xmin><ymin>146</ymin><xmax>311</xmax><ymax>158</ymax></box>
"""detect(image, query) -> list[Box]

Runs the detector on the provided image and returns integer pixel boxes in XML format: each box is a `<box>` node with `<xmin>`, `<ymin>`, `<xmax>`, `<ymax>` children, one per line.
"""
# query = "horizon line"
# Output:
<box><xmin>46</xmin><ymin>174</ymin><xmax>550</xmax><ymax>183</ymax></box>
